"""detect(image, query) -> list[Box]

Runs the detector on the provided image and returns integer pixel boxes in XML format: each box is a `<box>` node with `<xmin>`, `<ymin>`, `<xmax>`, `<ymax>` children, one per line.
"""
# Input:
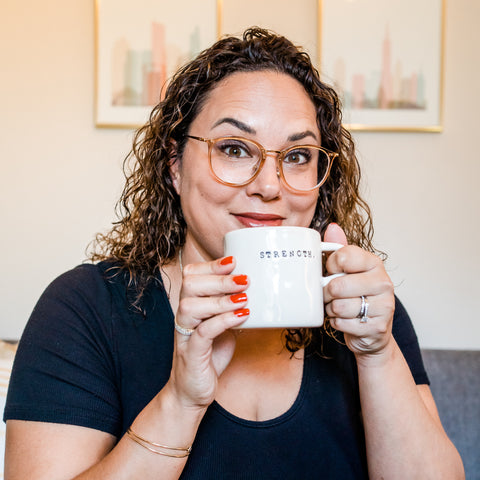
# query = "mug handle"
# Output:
<box><xmin>320</xmin><ymin>241</ymin><xmax>346</xmax><ymax>286</ymax></box>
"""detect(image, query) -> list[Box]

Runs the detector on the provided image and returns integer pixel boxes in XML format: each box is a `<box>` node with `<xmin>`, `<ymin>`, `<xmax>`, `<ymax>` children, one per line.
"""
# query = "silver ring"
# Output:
<box><xmin>174</xmin><ymin>316</ymin><xmax>195</xmax><ymax>336</ymax></box>
<box><xmin>358</xmin><ymin>296</ymin><xmax>369</xmax><ymax>323</ymax></box>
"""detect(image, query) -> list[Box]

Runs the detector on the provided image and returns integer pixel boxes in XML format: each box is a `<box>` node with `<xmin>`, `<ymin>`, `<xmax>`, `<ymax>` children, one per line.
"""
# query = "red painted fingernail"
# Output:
<box><xmin>220</xmin><ymin>256</ymin><xmax>233</xmax><ymax>265</ymax></box>
<box><xmin>230</xmin><ymin>293</ymin><xmax>247</xmax><ymax>304</ymax></box>
<box><xmin>233</xmin><ymin>275</ymin><xmax>248</xmax><ymax>285</ymax></box>
<box><xmin>234</xmin><ymin>308</ymin><xmax>250</xmax><ymax>317</ymax></box>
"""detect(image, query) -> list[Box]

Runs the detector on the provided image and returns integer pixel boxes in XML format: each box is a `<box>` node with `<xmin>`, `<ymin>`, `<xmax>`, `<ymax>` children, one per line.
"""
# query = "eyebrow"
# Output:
<box><xmin>287</xmin><ymin>130</ymin><xmax>318</xmax><ymax>142</ymax></box>
<box><xmin>212</xmin><ymin>117</ymin><xmax>319</xmax><ymax>143</ymax></box>
<box><xmin>212</xmin><ymin>117</ymin><xmax>255</xmax><ymax>134</ymax></box>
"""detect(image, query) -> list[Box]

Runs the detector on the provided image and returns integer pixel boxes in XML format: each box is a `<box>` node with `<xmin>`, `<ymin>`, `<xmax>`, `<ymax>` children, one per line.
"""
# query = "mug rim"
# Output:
<box><xmin>224</xmin><ymin>225</ymin><xmax>320</xmax><ymax>240</ymax></box>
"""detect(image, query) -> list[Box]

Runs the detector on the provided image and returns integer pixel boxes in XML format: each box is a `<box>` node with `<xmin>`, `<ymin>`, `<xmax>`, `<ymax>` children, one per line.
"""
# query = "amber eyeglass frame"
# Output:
<box><xmin>185</xmin><ymin>135</ymin><xmax>338</xmax><ymax>193</ymax></box>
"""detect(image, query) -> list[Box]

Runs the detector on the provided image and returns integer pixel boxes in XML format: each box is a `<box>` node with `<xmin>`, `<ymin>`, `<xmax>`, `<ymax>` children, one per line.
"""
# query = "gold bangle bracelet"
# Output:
<box><xmin>126</xmin><ymin>428</ymin><xmax>192</xmax><ymax>458</ymax></box>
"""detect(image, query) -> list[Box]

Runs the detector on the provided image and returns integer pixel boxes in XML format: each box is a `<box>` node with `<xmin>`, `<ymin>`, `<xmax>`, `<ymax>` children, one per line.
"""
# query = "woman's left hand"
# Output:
<box><xmin>322</xmin><ymin>223</ymin><xmax>396</xmax><ymax>357</ymax></box>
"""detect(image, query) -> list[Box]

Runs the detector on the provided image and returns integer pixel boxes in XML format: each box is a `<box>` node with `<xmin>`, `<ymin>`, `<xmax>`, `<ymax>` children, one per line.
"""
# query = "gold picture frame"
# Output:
<box><xmin>94</xmin><ymin>0</ymin><xmax>218</xmax><ymax>128</ymax></box>
<box><xmin>319</xmin><ymin>0</ymin><xmax>445</xmax><ymax>132</ymax></box>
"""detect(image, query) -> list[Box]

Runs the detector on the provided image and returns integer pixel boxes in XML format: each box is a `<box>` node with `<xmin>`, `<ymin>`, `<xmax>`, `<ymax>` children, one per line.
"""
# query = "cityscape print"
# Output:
<box><xmin>331</xmin><ymin>27</ymin><xmax>427</xmax><ymax>111</ymax></box>
<box><xmin>111</xmin><ymin>22</ymin><xmax>201</xmax><ymax>106</ymax></box>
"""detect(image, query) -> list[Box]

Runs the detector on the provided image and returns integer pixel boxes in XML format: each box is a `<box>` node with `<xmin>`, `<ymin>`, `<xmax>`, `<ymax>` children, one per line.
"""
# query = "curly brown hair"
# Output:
<box><xmin>90</xmin><ymin>27</ymin><xmax>379</xmax><ymax>352</ymax></box>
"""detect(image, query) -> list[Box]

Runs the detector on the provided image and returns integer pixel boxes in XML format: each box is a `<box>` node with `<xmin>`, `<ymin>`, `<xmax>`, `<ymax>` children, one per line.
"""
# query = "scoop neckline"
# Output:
<box><xmin>210</xmin><ymin>350</ymin><xmax>311</xmax><ymax>428</ymax></box>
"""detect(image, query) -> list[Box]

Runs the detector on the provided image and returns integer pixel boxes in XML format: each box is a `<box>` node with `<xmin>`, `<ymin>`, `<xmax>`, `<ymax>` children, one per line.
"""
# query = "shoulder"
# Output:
<box><xmin>45</xmin><ymin>261</ymin><xmax>122</xmax><ymax>296</ymax></box>
<box><xmin>21</xmin><ymin>262</ymin><xmax>131</xmax><ymax>352</ymax></box>
<box><xmin>39</xmin><ymin>261</ymin><xmax>132</xmax><ymax>314</ymax></box>
<box><xmin>28</xmin><ymin>262</ymin><xmax>171</xmax><ymax>346</ymax></box>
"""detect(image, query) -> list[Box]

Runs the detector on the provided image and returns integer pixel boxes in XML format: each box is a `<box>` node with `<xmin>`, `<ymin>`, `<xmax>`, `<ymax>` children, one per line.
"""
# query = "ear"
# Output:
<box><xmin>168</xmin><ymin>140</ymin><xmax>181</xmax><ymax>195</ymax></box>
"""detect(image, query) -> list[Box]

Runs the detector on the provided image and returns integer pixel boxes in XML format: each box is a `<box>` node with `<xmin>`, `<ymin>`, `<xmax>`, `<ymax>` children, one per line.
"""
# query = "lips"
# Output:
<box><xmin>233</xmin><ymin>212</ymin><xmax>285</xmax><ymax>228</ymax></box>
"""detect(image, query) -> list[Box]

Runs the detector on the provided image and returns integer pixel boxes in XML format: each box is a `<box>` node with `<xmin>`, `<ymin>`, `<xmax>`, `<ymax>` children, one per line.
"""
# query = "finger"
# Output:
<box><xmin>177</xmin><ymin>291</ymin><xmax>249</xmax><ymax>326</ymax></box>
<box><xmin>323</xmin><ymin>267</ymin><xmax>393</xmax><ymax>303</ymax></box>
<box><xmin>175</xmin><ymin>309</ymin><xmax>249</xmax><ymax>346</ymax></box>
<box><xmin>194</xmin><ymin>309</ymin><xmax>249</xmax><ymax>341</ymax></box>
<box><xmin>325</xmin><ymin>245</ymin><xmax>381</xmax><ymax>275</ymax></box>
<box><xmin>323</xmin><ymin>222</ymin><xmax>348</xmax><ymax>246</ymax></box>
<box><xmin>182</xmin><ymin>255</ymin><xmax>236</xmax><ymax>276</ymax></box>
<box><xmin>327</xmin><ymin>316</ymin><xmax>392</xmax><ymax>344</ymax></box>
<box><xmin>181</xmin><ymin>272</ymin><xmax>249</xmax><ymax>298</ymax></box>
<box><xmin>325</xmin><ymin>293</ymin><xmax>394</xmax><ymax>320</ymax></box>
<box><xmin>325</xmin><ymin>295</ymin><xmax>368</xmax><ymax>320</ymax></box>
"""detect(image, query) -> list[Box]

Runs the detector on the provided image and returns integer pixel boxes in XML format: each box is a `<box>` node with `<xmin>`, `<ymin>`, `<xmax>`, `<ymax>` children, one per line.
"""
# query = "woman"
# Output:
<box><xmin>4</xmin><ymin>28</ymin><xmax>463</xmax><ymax>479</ymax></box>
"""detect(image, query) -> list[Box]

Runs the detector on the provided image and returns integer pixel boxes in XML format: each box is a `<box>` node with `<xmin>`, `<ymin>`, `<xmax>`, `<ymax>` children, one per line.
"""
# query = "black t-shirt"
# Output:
<box><xmin>4</xmin><ymin>262</ymin><xmax>429</xmax><ymax>479</ymax></box>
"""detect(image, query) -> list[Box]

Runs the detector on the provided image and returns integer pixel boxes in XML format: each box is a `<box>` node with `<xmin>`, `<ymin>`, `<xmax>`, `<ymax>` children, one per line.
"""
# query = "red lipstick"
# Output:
<box><xmin>233</xmin><ymin>212</ymin><xmax>284</xmax><ymax>228</ymax></box>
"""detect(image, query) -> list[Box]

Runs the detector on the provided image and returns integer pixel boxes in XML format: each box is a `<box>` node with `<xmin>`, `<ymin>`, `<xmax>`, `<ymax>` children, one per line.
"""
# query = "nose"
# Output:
<box><xmin>245</xmin><ymin>153</ymin><xmax>282</xmax><ymax>200</ymax></box>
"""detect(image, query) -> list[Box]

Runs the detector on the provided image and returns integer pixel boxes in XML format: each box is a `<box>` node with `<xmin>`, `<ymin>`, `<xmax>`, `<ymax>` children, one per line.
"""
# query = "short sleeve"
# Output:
<box><xmin>392</xmin><ymin>296</ymin><xmax>429</xmax><ymax>385</ymax></box>
<box><xmin>3</xmin><ymin>264</ymin><xmax>122</xmax><ymax>437</ymax></box>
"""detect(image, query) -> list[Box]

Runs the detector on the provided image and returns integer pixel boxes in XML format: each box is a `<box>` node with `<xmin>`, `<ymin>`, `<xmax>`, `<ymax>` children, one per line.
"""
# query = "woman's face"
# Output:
<box><xmin>170</xmin><ymin>70</ymin><xmax>320</xmax><ymax>262</ymax></box>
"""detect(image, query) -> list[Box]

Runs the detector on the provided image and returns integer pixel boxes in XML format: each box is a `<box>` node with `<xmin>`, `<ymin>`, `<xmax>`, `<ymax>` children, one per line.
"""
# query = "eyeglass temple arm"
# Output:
<box><xmin>185</xmin><ymin>135</ymin><xmax>208</xmax><ymax>142</ymax></box>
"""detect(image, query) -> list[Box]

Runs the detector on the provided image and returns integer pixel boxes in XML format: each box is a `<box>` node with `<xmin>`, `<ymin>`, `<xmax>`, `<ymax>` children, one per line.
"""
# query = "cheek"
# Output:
<box><xmin>291</xmin><ymin>193</ymin><xmax>318</xmax><ymax>219</ymax></box>
<box><xmin>180</xmin><ymin>172</ymin><xmax>234</xmax><ymax>219</ymax></box>
<box><xmin>193</xmin><ymin>173</ymin><xmax>233</xmax><ymax>203</ymax></box>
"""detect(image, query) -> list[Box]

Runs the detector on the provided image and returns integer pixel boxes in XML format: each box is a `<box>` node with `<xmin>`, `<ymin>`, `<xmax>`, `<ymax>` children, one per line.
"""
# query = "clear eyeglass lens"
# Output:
<box><xmin>282</xmin><ymin>146</ymin><xmax>329</xmax><ymax>191</ymax></box>
<box><xmin>210</xmin><ymin>138</ymin><xmax>330</xmax><ymax>191</ymax></box>
<box><xmin>210</xmin><ymin>138</ymin><xmax>261</xmax><ymax>185</ymax></box>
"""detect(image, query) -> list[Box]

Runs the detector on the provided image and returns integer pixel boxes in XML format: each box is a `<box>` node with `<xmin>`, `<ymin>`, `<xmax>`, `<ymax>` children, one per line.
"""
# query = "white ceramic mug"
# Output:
<box><xmin>223</xmin><ymin>226</ymin><xmax>344</xmax><ymax>329</ymax></box>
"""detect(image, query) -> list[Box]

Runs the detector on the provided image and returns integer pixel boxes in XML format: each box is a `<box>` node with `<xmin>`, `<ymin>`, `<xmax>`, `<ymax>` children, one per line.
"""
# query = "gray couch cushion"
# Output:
<box><xmin>422</xmin><ymin>349</ymin><xmax>480</xmax><ymax>479</ymax></box>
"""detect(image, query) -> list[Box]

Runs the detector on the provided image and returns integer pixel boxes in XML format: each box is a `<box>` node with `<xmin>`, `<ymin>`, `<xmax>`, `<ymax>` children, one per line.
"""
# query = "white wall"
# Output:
<box><xmin>1</xmin><ymin>1</ymin><xmax>479</xmax><ymax>348</ymax></box>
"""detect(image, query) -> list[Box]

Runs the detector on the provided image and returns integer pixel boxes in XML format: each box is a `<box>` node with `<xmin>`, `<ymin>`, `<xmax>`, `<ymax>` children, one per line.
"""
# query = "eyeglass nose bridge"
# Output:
<box><xmin>256</xmin><ymin>143</ymin><xmax>306</xmax><ymax>186</ymax></box>
<box><xmin>248</xmin><ymin>146</ymin><xmax>285</xmax><ymax>184</ymax></box>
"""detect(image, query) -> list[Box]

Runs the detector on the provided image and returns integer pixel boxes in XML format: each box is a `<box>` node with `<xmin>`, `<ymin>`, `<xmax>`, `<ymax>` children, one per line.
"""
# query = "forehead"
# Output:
<box><xmin>195</xmin><ymin>71</ymin><xmax>317</xmax><ymax>126</ymax></box>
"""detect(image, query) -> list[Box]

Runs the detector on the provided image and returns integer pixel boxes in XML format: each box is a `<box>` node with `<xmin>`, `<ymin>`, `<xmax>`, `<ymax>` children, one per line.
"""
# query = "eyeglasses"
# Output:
<box><xmin>185</xmin><ymin>135</ymin><xmax>338</xmax><ymax>193</ymax></box>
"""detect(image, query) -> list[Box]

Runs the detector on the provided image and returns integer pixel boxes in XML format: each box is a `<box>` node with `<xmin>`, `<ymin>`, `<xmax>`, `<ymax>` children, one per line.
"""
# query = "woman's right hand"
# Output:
<box><xmin>166</xmin><ymin>255</ymin><xmax>249</xmax><ymax>412</ymax></box>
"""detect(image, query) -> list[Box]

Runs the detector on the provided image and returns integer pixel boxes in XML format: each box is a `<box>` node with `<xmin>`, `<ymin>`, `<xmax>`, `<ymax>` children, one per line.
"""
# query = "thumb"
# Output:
<box><xmin>323</xmin><ymin>223</ymin><xmax>348</xmax><ymax>246</ymax></box>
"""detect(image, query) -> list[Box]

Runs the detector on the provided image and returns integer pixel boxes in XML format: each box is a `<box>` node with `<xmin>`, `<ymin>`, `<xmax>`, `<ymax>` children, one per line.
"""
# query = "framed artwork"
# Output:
<box><xmin>320</xmin><ymin>0</ymin><xmax>445</xmax><ymax>132</ymax></box>
<box><xmin>218</xmin><ymin>0</ymin><xmax>320</xmax><ymax>67</ymax></box>
<box><xmin>95</xmin><ymin>0</ymin><xmax>218</xmax><ymax>128</ymax></box>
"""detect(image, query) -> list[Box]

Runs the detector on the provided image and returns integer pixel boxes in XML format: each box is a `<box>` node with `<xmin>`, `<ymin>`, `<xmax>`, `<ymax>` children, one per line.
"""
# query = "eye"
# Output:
<box><xmin>284</xmin><ymin>148</ymin><xmax>312</xmax><ymax>165</ymax></box>
<box><xmin>216</xmin><ymin>140</ymin><xmax>253</xmax><ymax>159</ymax></box>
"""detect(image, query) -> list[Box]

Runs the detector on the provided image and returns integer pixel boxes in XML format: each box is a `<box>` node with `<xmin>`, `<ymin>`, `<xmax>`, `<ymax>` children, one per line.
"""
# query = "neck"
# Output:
<box><xmin>181</xmin><ymin>233</ymin><xmax>221</xmax><ymax>266</ymax></box>
<box><xmin>233</xmin><ymin>328</ymin><xmax>294</xmax><ymax>358</ymax></box>
<box><xmin>221</xmin><ymin>328</ymin><xmax>304</xmax><ymax>389</ymax></box>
